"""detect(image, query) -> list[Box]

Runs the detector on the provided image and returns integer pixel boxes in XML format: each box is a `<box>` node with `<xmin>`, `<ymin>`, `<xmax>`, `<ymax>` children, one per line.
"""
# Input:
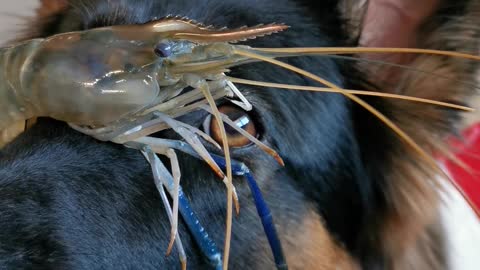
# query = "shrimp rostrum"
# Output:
<box><xmin>1</xmin><ymin>17</ymin><xmax>479</xmax><ymax>270</ymax></box>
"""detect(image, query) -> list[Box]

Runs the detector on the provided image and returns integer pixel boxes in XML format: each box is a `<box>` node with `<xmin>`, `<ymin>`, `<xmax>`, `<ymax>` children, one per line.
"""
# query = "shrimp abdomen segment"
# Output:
<box><xmin>0</xmin><ymin>29</ymin><xmax>161</xmax><ymax>130</ymax></box>
<box><xmin>0</xmin><ymin>41</ymin><xmax>43</xmax><ymax>130</ymax></box>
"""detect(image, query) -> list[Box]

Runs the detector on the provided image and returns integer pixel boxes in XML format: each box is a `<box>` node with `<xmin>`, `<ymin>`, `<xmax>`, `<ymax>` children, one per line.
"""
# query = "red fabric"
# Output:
<box><xmin>439</xmin><ymin>123</ymin><xmax>480</xmax><ymax>210</ymax></box>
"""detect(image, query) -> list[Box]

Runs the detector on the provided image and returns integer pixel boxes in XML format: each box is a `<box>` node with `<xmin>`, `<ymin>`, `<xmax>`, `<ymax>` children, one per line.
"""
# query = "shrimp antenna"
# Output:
<box><xmin>226</xmin><ymin>77</ymin><xmax>474</xmax><ymax>111</ymax></box>
<box><xmin>320</xmin><ymin>54</ymin><xmax>480</xmax><ymax>93</ymax></box>
<box><xmin>251</xmin><ymin>47</ymin><xmax>480</xmax><ymax>61</ymax></box>
<box><xmin>232</xmin><ymin>48</ymin><xmax>480</xmax><ymax>218</ymax></box>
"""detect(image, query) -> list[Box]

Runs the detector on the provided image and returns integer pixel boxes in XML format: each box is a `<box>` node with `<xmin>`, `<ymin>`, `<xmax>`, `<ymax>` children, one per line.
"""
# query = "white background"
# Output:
<box><xmin>0</xmin><ymin>0</ymin><xmax>38</xmax><ymax>44</ymax></box>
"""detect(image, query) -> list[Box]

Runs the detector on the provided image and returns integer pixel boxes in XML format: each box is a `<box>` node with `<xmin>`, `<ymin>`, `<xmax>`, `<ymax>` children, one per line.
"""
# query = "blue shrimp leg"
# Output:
<box><xmin>211</xmin><ymin>154</ymin><xmax>288</xmax><ymax>270</ymax></box>
<box><xmin>177</xmin><ymin>188</ymin><xmax>223</xmax><ymax>270</ymax></box>
<box><xmin>139</xmin><ymin>144</ymin><xmax>223</xmax><ymax>270</ymax></box>
<box><xmin>129</xmin><ymin>139</ymin><xmax>287</xmax><ymax>269</ymax></box>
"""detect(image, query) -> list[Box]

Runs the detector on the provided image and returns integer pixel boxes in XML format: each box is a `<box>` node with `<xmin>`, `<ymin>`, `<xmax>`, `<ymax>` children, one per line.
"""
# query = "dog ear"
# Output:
<box><xmin>354</xmin><ymin>1</ymin><xmax>480</xmax><ymax>269</ymax></box>
<box><xmin>37</xmin><ymin>0</ymin><xmax>69</xmax><ymax>18</ymax></box>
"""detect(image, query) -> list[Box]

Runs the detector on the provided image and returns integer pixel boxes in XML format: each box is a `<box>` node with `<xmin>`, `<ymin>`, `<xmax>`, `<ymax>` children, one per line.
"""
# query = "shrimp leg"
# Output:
<box><xmin>136</xmin><ymin>143</ymin><xmax>223</xmax><ymax>269</ymax></box>
<box><xmin>211</xmin><ymin>154</ymin><xmax>288</xmax><ymax>270</ymax></box>
<box><xmin>182</xmin><ymin>74</ymin><xmax>235</xmax><ymax>270</ymax></box>
<box><xmin>157</xmin><ymin>179</ymin><xmax>187</xmax><ymax>270</ymax></box>
<box><xmin>86</xmin><ymin>110</ymin><xmax>241</xmax><ymax>210</ymax></box>
<box><xmin>150</xmin><ymin>146</ymin><xmax>181</xmax><ymax>256</ymax></box>
<box><xmin>141</xmin><ymin>146</ymin><xmax>186</xmax><ymax>269</ymax></box>
<box><xmin>134</xmin><ymin>138</ymin><xmax>288</xmax><ymax>270</ymax></box>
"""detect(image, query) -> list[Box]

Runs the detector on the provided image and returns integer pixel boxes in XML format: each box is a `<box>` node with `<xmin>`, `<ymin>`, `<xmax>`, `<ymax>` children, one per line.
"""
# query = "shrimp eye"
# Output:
<box><xmin>154</xmin><ymin>43</ymin><xmax>172</xmax><ymax>58</ymax></box>
<box><xmin>203</xmin><ymin>105</ymin><xmax>257</xmax><ymax>148</ymax></box>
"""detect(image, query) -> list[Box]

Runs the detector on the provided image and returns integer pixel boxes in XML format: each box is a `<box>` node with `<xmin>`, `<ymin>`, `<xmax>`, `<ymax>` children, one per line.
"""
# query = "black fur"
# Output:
<box><xmin>0</xmin><ymin>0</ymin><xmax>430</xmax><ymax>269</ymax></box>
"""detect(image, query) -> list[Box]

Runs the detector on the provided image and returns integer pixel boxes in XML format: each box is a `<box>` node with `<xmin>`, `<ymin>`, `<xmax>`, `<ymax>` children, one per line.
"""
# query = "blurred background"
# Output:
<box><xmin>0</xmin><ymin>0</ymin><xmax>38</xmax><ymax>44</ymax></box>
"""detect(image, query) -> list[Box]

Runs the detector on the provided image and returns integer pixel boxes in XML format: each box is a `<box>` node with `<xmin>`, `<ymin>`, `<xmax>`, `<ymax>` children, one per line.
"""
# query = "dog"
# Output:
<box><xmin>0</xmin><ymin>0</ymin><xmax>479</xmax><ymax>269</ymax></box>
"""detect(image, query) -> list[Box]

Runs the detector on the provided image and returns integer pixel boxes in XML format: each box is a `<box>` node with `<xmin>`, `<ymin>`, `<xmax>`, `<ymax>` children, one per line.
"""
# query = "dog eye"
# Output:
<box><xmin>203</xmin><ymin>105</ymin><xmax>257</xmax><ymax>148</ymax></box>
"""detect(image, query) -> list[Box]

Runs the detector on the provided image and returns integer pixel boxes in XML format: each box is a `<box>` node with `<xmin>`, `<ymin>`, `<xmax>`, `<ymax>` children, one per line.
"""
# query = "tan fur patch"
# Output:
<box><xmin>282</xmin><ymin>209</ymin><xmax>360</xmax><ymax>270</ymax></box>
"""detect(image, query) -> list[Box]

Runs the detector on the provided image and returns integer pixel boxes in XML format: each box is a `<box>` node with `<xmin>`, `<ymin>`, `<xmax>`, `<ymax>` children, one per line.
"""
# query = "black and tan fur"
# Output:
<box><xmin>0</xmin><ymin>0</ymin><xmax>478</xmax><ymax>269</ymax></box>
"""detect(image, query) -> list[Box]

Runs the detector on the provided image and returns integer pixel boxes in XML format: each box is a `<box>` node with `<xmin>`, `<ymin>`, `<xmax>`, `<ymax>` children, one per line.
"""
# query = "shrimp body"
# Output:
<box><xmin>0</xmin><ymin>18</ymin><xmax>286</xmax><ymax>130</ymax></box>
<box><xmin>0</xmin><ymin>40</ymin><xmax>43</xmax><ymax>130</ymax></box>
<box><xmin>0</xmin><ymin>33</ymin><xmax>161</xmax><ymax>129</ymax></box>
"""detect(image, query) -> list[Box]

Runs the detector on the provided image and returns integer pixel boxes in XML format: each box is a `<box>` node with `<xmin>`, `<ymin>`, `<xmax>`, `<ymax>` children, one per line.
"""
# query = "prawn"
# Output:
<box><xmin>0</xmin><ymin>17</ymin><xmax>479</xmax><ymax>270</ymax></box>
